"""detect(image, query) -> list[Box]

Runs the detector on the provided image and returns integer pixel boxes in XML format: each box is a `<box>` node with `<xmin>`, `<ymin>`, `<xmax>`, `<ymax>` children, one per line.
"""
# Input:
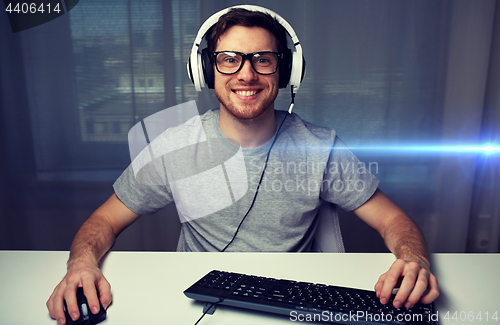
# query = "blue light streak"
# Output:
<box><xmin>346</xmin><ymin>145</ymin><xmax>500</xmax><ymax>153</ymax></box>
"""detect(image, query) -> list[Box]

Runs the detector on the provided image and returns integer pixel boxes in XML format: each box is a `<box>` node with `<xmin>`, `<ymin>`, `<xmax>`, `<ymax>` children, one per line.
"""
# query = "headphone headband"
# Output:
<box><xmin>187</xmin><ymin>5</ymin><xmax>305</xmax><ymax>93</ymax></box>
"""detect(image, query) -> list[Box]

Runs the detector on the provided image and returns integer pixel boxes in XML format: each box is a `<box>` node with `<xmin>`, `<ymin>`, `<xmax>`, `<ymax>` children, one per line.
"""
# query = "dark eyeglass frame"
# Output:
<box><xmin>212</xmin><ymin>51</ymin><xmax>283</xmax><ymax>75</ymax></box>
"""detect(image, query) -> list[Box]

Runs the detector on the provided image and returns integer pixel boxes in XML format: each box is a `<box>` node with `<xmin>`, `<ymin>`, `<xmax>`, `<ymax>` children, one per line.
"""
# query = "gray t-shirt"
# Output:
<box><xmin>113</xmin><ymin>108</ymin><xmax>379</xmax><ymax>252</ymax></box>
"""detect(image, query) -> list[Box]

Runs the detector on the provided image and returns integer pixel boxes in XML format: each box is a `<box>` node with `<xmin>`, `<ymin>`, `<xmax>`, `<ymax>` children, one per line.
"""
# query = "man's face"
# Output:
<box><xmin>214</xmin><ymin>25</ymin><xmax>280</xmax><ymax>120</ymax></box>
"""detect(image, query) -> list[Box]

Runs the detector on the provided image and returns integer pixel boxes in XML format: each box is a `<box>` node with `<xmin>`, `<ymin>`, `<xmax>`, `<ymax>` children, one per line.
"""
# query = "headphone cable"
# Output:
<box><xmin>220</xmin><ymin>110</ymin><xmax>290</xmax><ymax>252</ymax></box>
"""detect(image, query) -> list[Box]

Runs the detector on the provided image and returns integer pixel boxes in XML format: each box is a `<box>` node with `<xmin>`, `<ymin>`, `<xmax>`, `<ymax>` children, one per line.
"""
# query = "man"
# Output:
<box><xmin>47</xmin><ymin>7</ymin><xmax>439</xmax><ymax>325</ymax></box>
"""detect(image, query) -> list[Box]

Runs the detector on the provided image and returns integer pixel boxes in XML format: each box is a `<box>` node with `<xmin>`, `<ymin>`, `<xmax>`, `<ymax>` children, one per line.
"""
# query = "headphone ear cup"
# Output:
<box><xmin>187</xmin><ymin>57</ymin><xmax>194</xmax><ymax>83</ymax></box>
<box><xmin>279</xmin><ymin>49</ymin><xmax>292</xmax><ymax>89</ymax></box>
<box><xmin>288</xmin><ymin>50</ymin><xmax>305</xmax><ymax>89</ymax></box>
<box><xmin>201</xmin><ymin>48</ymin><xmax>215</xmax><ymax>89</ymax></box>
<box><xmin>188</xmin><ymin>50</ymin><xmax>205</xmax><ymax>91</ymax></box>
<box><xmin>301</xmin><ymin>56</ymin><xmax>306</xmax><ymax>82</ymax></box>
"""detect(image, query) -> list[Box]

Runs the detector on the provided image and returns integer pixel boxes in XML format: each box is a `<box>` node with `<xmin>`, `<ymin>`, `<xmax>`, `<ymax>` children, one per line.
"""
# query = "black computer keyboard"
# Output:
<box><xmin>184</xmin><ymin>270</ymin><xmax>436</xmax><ymax>324</ymax></box>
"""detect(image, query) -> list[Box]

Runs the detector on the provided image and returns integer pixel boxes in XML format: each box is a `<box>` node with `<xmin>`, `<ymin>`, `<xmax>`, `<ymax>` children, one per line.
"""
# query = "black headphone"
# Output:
<box><xmin>187</xmin><ymin>5</ymin><xmax>305</xmax><ymax>94</ymax></box>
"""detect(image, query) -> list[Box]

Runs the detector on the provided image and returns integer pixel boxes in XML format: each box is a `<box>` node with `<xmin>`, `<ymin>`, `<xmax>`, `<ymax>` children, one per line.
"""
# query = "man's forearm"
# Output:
<box><xmin>353</xmin><ymin>189</ymin><xmax>439</xmax><ymax>306</ymax></box>
<box><xmin>68</xmin><ymin>213</ymin><xmax>117</xmax><ymax>268</ymax></box>
<box><xmin>382</xmin><ymin>213</ymin><xmax>430</xmax><ymax>269</ymax></box>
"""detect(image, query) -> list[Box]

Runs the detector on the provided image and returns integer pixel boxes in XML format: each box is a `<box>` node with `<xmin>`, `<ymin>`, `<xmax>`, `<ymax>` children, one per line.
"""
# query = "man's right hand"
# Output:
<box><xmin>46</xmin><ymin>261</ymin><xmax>112</xmax><ymax>325</ymax></box>
<box><xmin>46</xmin><ymin>194</ymin><xmax>140</xmax><ymax>325</ymax></box>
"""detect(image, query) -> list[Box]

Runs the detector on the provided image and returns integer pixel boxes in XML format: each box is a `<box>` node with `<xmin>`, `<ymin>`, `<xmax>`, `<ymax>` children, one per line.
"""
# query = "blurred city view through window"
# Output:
<box><xmin>70</xmin><ymin>0</ymin><xmax>200</xmax><ymax>143</ymax></box>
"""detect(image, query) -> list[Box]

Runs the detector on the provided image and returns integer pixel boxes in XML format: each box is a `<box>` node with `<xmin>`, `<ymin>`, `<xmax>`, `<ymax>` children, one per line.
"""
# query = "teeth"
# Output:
<box><xmin>235</xmin><ymin>90</ymin><xmax>258</xmax><ymax>96</ymax></box>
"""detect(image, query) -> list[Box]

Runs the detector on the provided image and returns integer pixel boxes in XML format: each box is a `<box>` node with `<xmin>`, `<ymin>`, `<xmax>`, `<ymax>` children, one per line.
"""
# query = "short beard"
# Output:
<box><xmin>215</xmin><ymin>89</ymin><xmax>277</xmax><ymax>121</ymax></box>
<box><xmin>218</xmin><ymin>100</ymin><xmax>269</xmax><ymax>120</ymax></box>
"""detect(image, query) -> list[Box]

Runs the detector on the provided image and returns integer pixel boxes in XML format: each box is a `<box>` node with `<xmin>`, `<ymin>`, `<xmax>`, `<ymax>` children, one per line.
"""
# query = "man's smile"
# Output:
<box><xmin>231</xmin><ymin>88</ymin><xmax>263</xmax><ymax>99</ymax></box>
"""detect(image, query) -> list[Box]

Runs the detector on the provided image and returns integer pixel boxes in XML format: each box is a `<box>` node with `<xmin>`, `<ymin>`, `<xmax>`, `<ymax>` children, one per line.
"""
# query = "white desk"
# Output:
<box><xmin>0</xmin><ymin>251</ymin><xmax>498</xmax><ymax>324</ymax></box>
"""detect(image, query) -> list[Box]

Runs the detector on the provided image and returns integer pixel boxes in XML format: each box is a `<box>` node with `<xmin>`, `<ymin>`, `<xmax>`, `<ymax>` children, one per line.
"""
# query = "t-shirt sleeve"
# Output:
<box><xmin>320</xmin><ymin>136</ymin><xmax>379</xmax><ymax>211</ymax></box>
<box><xmin>113</xmin><ymin>156</ymin><xmax>173</xmax><ymax>215</ymax></box>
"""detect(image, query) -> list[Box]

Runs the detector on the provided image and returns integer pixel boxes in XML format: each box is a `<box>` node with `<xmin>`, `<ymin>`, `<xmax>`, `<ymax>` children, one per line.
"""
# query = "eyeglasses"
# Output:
<box><xmin>213</xmin><ymin>51</ymin><xmax>282</xmax><ymax>75</ymax></box>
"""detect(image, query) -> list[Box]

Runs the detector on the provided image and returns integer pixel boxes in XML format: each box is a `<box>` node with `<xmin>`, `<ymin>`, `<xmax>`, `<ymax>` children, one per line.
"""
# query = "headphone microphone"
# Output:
<box><xmin>187</xmin><ymin>5</ymin><xmax>306</xmax><ymax>105</ymax></box>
